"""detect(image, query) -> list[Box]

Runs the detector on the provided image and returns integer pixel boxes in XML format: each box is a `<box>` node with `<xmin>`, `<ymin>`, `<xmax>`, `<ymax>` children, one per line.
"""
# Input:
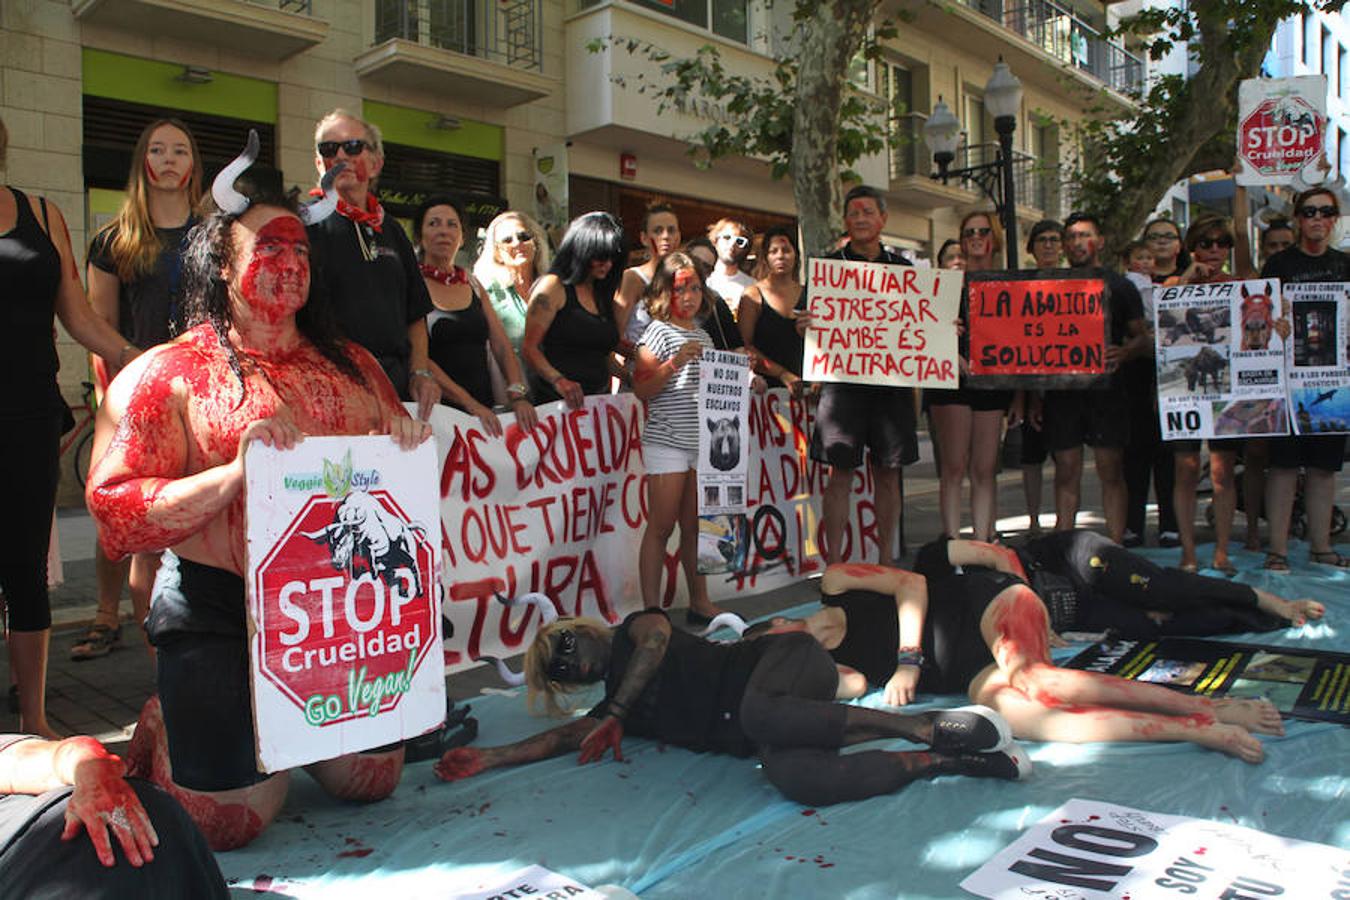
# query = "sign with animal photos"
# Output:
<box><xmin>960</xmin><ymin>798</ymin><xmax>1350</xmax><ymax>899</ymax></box>
<box><xmin>244</xmin><ymin>436</ymin><xmax>444</xmax><ymax>773</ymax></box>
<box><xmin>1154</xmin><ymin>279</ymin><xmax>1290</xmax><ymax>440</ymax></box>
<box><xmin>1285</xmin><ymin>282</ymin><xmax>1350</xmax><ymax>435</ymax></box>
<box><xmin>697</xmin><ymin>350</ymin><xmax>752</xmax><ymax>514</ymax></box>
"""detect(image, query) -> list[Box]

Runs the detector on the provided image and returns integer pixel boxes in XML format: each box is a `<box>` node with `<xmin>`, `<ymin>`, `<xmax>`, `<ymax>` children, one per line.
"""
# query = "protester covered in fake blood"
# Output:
<box><xmin>633</xmin><ymin>253</ymin><xmax>726</xmax><ymax>626</ymax></box>
<box><xmin>750</xmin><ymin>552</ymin><xmax>1305</xmax><ymax>763</ymax></box>
<box><xmin>85</xmin><ymin>137</ymin><xmax>431</xmax><ymax>850</ymax></box>
<box><xmin>307</xmin><ymin>109</ymin><xmax>440</xmax><ymax>420</ymax></box>
<box><xmin>522</xmin><ymin>212</ymin><xmax>625</xmax><ymax>406</ymax></box>
<box><xmin>926</xmin><ymin>210</ymin><xmax>1014</xmax><ymax>543</ymax></box>
<box><xmin>0</xmin><ymin>116</ymin><xmax>141</xmax><ymax>740</ymax></box>
<box><xmin>0</xmin><ymin>733</ymin><xmax>226</xmax><ymax>896</ymax></box>
<box><xmin>74</xmin><ymin>118</ymin><xmax>205</xmax><ymax>663</ymax></box>
<box><xmin>434</xmin><ymin>609</ymin><xmax>1031</xmax><ymax>806</ymax></box>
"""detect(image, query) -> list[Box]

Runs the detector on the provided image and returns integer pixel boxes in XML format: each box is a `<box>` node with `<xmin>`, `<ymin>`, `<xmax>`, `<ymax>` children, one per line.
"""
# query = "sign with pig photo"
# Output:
<box><xmin>244</xmin><ymin>436</ymin><xmax>444</xmax><ymax>773</ymax></box>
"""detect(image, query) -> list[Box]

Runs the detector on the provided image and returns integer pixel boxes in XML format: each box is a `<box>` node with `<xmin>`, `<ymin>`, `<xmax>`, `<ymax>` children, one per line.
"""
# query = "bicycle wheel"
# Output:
<box><xmin>74</xmin><ymin>426</ymin><xmax>95</xmax><ymax>488</ymax></box>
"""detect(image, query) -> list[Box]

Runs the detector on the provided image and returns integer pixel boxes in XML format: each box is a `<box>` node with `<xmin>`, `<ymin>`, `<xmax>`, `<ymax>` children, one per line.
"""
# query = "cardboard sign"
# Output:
<box><xmin>430</xmin><ymin>391</ymin><xmax>886</xmax><ymax>673</ymax></box>
<box><xmin>802</xmin><ymin>258</ymin><xmax>961</xmax><ymax>387</ymax></box>
<box><xmin>1154</xmin><ymin>279</ymin><xmax>1290</xmax><ymax>440</ymax></box>
<box><xmin>245</xmin><ymin>436</ymin><xmax>444</xmax><ymax>773</ymax></box>
<box><xmin>961</xmin><ymin>798</ymin><xmax>1350</xmax><ymax>899</ymax></box>
<box><xmin>1066</xmin><ymin>636</ymin><xmax>1350</xmax><ymax>725</ymax></box>
<box><xmin>966</xmin><ymin>271</ymin><xmax>1110</xmax><ymax>388</ymax></box>
<box><xmin>697</xmin><ymin>350</ymin><xmax>751</xmax><ymax>514</ymax></box>
<box><xmin>449</xmin><ymin>864</ymin><xmax>609</xmax><ymax>900</ymax></box>
<box><xmin>1286</xmin><ymin>282</ymin><xmax>1350</xmax><ymax>435</ymax></box>
<box><xmin>1236</xmin><ymin>75</ymin><xmax>1330</xmax><ymax>186</ymax></box>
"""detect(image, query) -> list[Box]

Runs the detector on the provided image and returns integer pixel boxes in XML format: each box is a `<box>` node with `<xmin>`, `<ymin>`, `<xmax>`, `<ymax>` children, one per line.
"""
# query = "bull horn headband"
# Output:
<box><xmin>211</xmin><ymin>129</ymin><xmax>343</xmax><ymax>225</ymax></box>
<box><xmin>476</xmin><ymin>592</ymin><xmax>559</xmax><ymax>687</ymax></box>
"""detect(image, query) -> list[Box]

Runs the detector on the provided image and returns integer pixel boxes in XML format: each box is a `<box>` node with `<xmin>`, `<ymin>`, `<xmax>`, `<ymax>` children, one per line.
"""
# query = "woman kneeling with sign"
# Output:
<box><xmin>85</xmin><ymin>135</ymin><xmax>432</xmax><ymax>850</ymax></box>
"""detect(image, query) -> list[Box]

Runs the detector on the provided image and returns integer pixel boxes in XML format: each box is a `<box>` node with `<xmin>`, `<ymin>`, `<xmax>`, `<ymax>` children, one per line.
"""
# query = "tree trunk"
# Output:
<box><xmin>789</xmin><ymin>0</ymin><xmax>878</xmax><ymax>257</ymax></box>
<box><xmin>1098</xmin><ymin>0</ymin><xmax>1280</xmax><ymax>257</ymax></box>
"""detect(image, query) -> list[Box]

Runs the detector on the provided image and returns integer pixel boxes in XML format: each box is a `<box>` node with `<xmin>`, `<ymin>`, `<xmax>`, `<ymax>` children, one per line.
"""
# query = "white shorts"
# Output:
<box><xmin>643</xmin><ymin>442</ymin><xmax>697</xmax><ymax>476</ymax></box>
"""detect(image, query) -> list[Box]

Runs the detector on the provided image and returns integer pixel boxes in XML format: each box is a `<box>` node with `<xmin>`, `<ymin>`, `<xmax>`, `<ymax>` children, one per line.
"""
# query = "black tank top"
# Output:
<box><xmin>823</xmin><ymin>590</ymin><xmax>900</xmax><ymax>686</ymax></box>
<box><xmin>753</xmin><ymin>296</ymin><xmax>805</xmax><ymax>386</ymax></box>
<box><xmin>532</xmin><ymin>282</ymin><xmax>619</xmax><ymax>401</ymax></box>
<box><xmin>0</xmin><ymin>187</ymin><xmax>63</xmax><ymax>418</ymax></box>
<box><xmin>427</xmin><ymin>289</ymin><xmax>494</xmax><ymax>408</ymax></box>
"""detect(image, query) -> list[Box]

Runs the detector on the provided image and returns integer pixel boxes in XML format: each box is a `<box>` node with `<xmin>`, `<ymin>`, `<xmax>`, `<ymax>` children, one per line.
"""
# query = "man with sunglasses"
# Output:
<box><xmin>433</xmin><ymin>607</ymin><xmax>1030</xmax><ymax>804</ymax></box>
<box><xmin>705</xmin><ymin>217</ymin><xmax>756</xmax><ymax>313</ymax></box>
<box><xmin>1259</xmin><ymin>187</ymin><xmax>1350</xmax><ymax>571</ymax></box>
<box><xmin>1032</xmin><ymin>211</ymin><xmax>1148</xmax><ymax>544</ymax></box>
<box><xmin>307</xmin><ymin>109</ymin><xmax>440</xmax><ymax>422</ymax></box>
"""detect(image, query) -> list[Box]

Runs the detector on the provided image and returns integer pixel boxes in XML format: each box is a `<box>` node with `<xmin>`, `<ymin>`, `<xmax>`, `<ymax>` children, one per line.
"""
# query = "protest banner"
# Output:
<box><xmin>448</xmin><ymin>864</ymin><xmax>610</xmax><ymax>900</ymax></box>
<box><xmin>802</xmin><ymin>257</ymin><xmax>961</xmax><ymax>387</ymax></box>
<box><xmin>429</xmin><ymin>390</ymin><xmax>884</xmax><ymax>673</ymax></box>
<box><xmin>244</xmin><ymin>436</ymin><xmax>444</xmax><ymax>773</ymax></box>
<box><xmin>1285</xmin><ymin>282</ymin><xmax>1350</xmax><ymax>435</ymax></box>
<box><xmin>697</xmin><ymin>349</ymin><xmax>751</xmax><ymax>515</ymax></box>
<box><xmin>1154</xmin><ymin>279</ymin><xmax>1290</xmax><ymax>440</ymax></box>
<box><xmin>961</xmin><ymin>797</ymin><xmax>1350</xmax><ymax>899</ymax></box>
<box><xmin>1236</xmin><ymin>75</ymin><xmax>1330</xmax><ymax>186</ymax></box>
<box><xmin>966</xmin><ymin>270</ymin><xmax>1111</xmax><ymax>388</ymax></box>
<box><xmin>1067</xmin><ymin>636</ymin><xmax>1350</xmax><ymax>725</ymax></box>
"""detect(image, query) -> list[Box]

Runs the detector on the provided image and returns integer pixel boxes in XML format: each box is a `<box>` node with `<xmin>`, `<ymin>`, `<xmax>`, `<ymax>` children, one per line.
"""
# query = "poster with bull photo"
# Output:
<box><xmin>244</xmin><ymin>436</ymin><xmax>444</xmax><ymax>772</ymax></box>
<box><xmin>1285</xmin><ymin>282</ymin><xmax>1350</xmax><ymax>435</ymax></box>
<box><xmin>960</xmin><ymin>798</ymin><xmax>1350</xmax><ymax>899</ymax></box>
<box><xmin>697</xmin><ymin>350</ymin><xmax>752</xmax><ymax>515</ymax></box>
<box><xmin>1154</xmin><ymin>279</ymin><xmax>1290</xmax><ymax>440</ymax></box>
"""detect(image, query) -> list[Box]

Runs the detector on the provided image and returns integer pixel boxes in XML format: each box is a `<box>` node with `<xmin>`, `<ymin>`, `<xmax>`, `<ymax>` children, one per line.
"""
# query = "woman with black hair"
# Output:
<box><xmin>738</xmin><ymin>224</ymin><xmax>806</xmax><ymax>391</ymax></box>
<box><xmin>522</xmin><ymin>212</ymin><xmax>625</xmax><ymax>407</ymax></box>
<box><xmin>415</xmin><ymin>195</ymin><xmax>536</xmax><ymax>436</ymax></box>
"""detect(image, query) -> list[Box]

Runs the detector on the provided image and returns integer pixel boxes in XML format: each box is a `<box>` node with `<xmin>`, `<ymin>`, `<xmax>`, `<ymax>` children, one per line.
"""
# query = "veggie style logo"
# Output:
<box><xmin>254</xmin><ymin>450</ymin><xmax>437</xmax><ymax>726</ymax></box>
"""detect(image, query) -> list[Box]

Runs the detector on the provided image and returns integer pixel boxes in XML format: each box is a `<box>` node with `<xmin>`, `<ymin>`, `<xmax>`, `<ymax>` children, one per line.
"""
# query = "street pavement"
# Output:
<box><xmin>5</xmin><ymin>433</ymin><xmax>1338</xmax><ymax>754</ymax></box>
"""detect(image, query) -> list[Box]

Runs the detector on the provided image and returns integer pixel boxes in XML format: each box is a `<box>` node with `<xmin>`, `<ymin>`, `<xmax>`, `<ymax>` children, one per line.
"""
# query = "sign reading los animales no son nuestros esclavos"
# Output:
<box><xmin>245</xmin><ymin>436</ymin><xmax>444</xmax><ymax>773</ymax></box>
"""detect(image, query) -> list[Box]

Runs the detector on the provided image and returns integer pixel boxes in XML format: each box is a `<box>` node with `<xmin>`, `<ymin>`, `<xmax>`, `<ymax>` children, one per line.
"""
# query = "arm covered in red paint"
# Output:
<box><xmin>0</xmin><ymin>736</ymin><xmax>159</xmax><ymax>867</ymax></box>
<box><xmin>945</xmin><ymin>539</ymin><xmax>1029</xmax><ymax>581</ymax></box>
<box><xmin>820</xmin><ymin>564</ymin><xmax>928</xmax><ymax>706</ymax></box>
<box><xmin>433</xmin><ymin>719</ymin><xmax>593</xmax><ymax>783</ymax></box>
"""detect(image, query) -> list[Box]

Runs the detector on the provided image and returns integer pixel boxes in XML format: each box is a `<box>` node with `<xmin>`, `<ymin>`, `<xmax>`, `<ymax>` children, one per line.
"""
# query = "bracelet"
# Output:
<box><xmin>896</xmin><ymin>646</ymin><xmax>924</xmax><ymax>667</ymax></box>
<box><xmin>411</xmin><ymin>368</ymin><xmax>433</xmax><ymax>380</ymax></box>
<box><xmin>506</xmin><ymin>382</ymin><xmax>528</xmax><ymax>399</ymax></box>
<box><xmin>608</xmin><ymin>699</ymin><xmax>629</xmax><ymax>719</ymax></box>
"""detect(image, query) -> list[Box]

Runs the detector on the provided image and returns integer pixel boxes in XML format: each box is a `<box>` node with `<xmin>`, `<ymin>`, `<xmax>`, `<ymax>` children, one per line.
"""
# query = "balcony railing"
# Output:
<box><xmin>375</xmin><ymin>0</ymin><xmax>543</xmax><ymax>71</ymax></box>
<box><xmin>958</xmin><ymin>0</ymin><xmax>1143</xmax><ymax>93</ymax></box>
<box><xmin>895</xmin><ymin>135</ymin><xmax>1078</xmax><ymax>218</ymax></box>
<box><xmin>889</xmin><ymin>112</ymin><xmax>928</xmax><ymax>181</ymax></box>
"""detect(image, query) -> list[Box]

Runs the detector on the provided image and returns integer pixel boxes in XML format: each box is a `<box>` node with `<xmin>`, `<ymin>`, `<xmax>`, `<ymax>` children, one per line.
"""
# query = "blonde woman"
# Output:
<box><xmin>474</xmin><ymin>210</ymin><xmax>551</xmax><ymax>354</ymax></box>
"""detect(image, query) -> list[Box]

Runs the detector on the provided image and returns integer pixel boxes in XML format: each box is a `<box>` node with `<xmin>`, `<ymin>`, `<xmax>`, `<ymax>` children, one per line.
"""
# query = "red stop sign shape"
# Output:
<box><xmin>252</xmin><ymin>490</ymin><xmax>437</xmax><ymax>726</ymax></box>
<box><xmin>1240</xmin><ymin>96</ymin><xmax>1324</xmax><ymax>176</ymax></box>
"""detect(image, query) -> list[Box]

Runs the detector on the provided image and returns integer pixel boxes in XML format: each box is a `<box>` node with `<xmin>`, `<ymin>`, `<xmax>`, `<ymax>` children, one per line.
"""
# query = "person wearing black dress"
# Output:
<box><xmin>738</xmin><ymin>224</ymin><xmax>806</xmax><ymax>392</ymax></box>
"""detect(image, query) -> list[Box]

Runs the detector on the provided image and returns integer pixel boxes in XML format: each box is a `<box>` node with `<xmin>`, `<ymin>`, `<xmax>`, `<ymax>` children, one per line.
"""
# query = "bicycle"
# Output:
<box><xmin>59</xmin><ymin>380</ymin><xmax>98</xmax><ymax>488</ymax></box>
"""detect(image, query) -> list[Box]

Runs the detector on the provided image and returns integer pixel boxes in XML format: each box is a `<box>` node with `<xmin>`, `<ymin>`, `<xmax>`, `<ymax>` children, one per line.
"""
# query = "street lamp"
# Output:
<box><xmin>923</xmin><ymin>58</ymin><xmax>1024</xmax><ymax>269</ymax></box>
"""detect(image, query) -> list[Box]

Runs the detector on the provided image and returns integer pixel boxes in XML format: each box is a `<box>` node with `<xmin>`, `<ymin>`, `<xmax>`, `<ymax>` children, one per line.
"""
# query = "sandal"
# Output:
<box><xmin>1178</xmin><ymin>562</ymin><xmax>1199</xmax><ymax>574</ymax></box>
<box><xmin>1262</xmin><ymin>553</ymin><xmax>1290</xmax><ymax>574</ymax></box>
<box><xmin>1309</xmin><ymin>550</ymin><xmax>1350</xmax><ymax>569</ymax></box>
<box><xmin>69</xmin><ymin>623</ymin><xmax>121</xmax><ymax>661</ymax></box>
<box><xmin>1211</xmin><ymin>560</ymin><xmax>1238</xmax><ymax>578</ymax></box>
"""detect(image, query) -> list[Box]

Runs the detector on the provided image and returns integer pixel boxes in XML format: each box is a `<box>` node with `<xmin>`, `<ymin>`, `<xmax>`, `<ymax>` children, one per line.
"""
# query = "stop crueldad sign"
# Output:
<box><xmin>244</xmin><ymin>435</ymin><xmax>444</xmax><ymax>773</ymax></box>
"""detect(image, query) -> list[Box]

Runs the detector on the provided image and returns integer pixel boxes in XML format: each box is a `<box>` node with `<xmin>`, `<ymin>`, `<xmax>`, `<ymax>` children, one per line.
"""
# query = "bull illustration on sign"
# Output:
<box><xmin>301</xmin><ymin>451</ymin><xmax>426</xmax><ymax>597</ymax></box>
<box><xmin>706</xmin><ymin>417</ymin><xmax>741</xmax><ymax>471</ymax></box>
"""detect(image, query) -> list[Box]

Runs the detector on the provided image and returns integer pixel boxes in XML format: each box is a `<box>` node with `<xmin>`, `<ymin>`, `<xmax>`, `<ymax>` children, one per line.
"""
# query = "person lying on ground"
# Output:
<box><xmin>85</xmin><ymin>136</ymin><xmax>431</xmax><ymax>850</ymax></box>
<box><xmin>748</xmin><ymin>562</ymin><xmax>1289</xmax><ymax>764</ymax></box>
<box><xmin>0</xmin><ymin>733</ymin><xmax>227</xmax><ymax>897</ymax></box>
<box><xmin>935</xmin><ymin>532</ymin><xmax>1323</xmax><ymax>639</ymax></box>
<box><xmin>434</xmin><ymin>608</ymin><xmax>1031</xmax><ymax>807</ymax></box>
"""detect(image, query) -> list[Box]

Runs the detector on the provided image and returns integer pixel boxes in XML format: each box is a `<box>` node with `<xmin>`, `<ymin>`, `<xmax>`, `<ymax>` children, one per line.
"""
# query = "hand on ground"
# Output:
<box><xmin>434</xmin><ymin>747</ymin><xmax>484</xmax><ymax>782</ymax></box>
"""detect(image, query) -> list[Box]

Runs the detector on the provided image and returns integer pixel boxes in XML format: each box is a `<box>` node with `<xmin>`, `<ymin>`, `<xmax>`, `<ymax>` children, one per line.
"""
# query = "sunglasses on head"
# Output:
<box><xmin>499</xmin><ymin>230</ymin><xmax>534</xmax><ymax>246</ymax></box>
<box><xmin>316</xmin><ymin>139</ymin><xmax>371</xmax><ymax>159</ymax></box>
<box><xmin>1195</xmin><ymin>236</ymin><xmax>1233</xmax><ymax>250</ymax></box>
<box><xmin>718</xmin><ymin>233</ymin><xmax>750</xmax><ymax>249</ymax></box>
<box><xmin>962</xmin><ymin>226</ymin><xmax>993</xmax><ymax>238</ymax></box>
<box><xmin>1298</xmin><ymin>205</ymin><xmax>1339</xmax><ymax>219</ymax></box>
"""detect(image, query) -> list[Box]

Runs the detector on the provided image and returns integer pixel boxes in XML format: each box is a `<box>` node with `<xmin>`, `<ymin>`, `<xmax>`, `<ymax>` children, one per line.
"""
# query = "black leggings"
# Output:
<box><xmin>0</xmin><ymin>412</ymin><xmax>62</xmax><ymax>632</ymax></box>
<box><xmin>1084</xmin><ymin>545</ymin><xmax>1268</xmax><ymax>635</ymax></box>
<box><xmin>739</xmin><ymin>633</ymin><xmax>943</xmax><ymax>806</ymax></box>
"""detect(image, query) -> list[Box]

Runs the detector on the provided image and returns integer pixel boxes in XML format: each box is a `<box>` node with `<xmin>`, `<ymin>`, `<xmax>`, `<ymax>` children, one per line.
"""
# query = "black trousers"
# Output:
<box><xmin>0</xmin><ymin>412</ymin><xmax>62</xmax><ymax>631</ymax></box>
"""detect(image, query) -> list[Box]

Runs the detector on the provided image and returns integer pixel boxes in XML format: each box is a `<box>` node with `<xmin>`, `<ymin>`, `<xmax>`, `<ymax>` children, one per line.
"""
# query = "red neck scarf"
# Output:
<box><xmin>419</xmin><ymin>262</ymin><xmax>469</xmax><ymax>286</ymax></box>
<box><xmin>313</xmin><ymin>187</ymin><xmax>385</xmax><ymax>232</ymax></box>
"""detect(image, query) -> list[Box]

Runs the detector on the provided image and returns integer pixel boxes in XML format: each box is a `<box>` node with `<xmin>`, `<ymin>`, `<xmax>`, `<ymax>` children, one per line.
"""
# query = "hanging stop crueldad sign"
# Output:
<box><xmin>245</xmin><ymin>436</ymin><xmax>444</xmax><ymax>773</ymax></box>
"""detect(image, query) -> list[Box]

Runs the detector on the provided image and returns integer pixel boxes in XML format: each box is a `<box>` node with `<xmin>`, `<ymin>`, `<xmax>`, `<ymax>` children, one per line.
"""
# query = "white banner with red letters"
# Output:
<box><xmin>244</xmin><ymin>436</ymin><xmax>444</xmax><ymax>773</ymax></box>
<box><xmin>429</xmin><ymin>391</ymin><xmax>888</xmax><ymax>675</ymax></box>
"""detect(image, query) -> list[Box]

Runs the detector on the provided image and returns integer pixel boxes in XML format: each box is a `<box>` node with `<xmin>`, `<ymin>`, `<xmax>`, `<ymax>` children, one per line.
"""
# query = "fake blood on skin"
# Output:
<box><xmin>241</xmin><ymin>216</ymin><xmax>311</xmax><ymax>325</ymax></box>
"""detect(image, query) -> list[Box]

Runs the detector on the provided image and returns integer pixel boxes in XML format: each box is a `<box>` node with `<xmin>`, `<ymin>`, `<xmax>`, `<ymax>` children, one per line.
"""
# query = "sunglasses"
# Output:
<box><xmin>1195</xmin><ymin>237</ymin><xmax>1233</xmax><ymax>250</ymax></box>
<box><xmin>316</xmin><ymin>139</ymin><xmax>371</xmax><ymax>158</ymax></box>
<box><xmin>546</xmin><ymin>629</ymin><xmax>579</xmax><ymax>681</ymax></box>
<box><xmin>717</xmin><ymin>233</ymin><xmax>750</xmax><ymax>249</ymax></box>
<box><xmin>962</xmin><ymin>226</ymin><xmax>993</xmax><ymax>238</ymax></box>
<box><xmin>1298</xmin><ymin>205</ymin><xmax>1339</xmax><ymax>219</ymax></box>
<box><xmin>499</xmin><ymin>230</ymin><xmax>534</xmax><ymax>246</ymax></box>
<box><xmin>1145</xmin><ymin>232</ymin><xmax>1179</xmax><ymax>242</ymax></box>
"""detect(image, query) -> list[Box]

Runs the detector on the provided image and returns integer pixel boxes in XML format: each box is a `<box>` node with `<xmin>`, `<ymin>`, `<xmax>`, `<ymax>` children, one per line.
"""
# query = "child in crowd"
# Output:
<box><xmin>633</xmin><ymin>253</ymin><xmax>724</xmax><ymax>626</ymax></box>
<box><xmin>1121</xmin><ymin>240</ymin><xmax>1155</xmax><ymax>281</ymax></box>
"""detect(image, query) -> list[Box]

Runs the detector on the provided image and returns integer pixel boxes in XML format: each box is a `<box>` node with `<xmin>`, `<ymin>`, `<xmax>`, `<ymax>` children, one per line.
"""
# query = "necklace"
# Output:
<box><xmin>419</xmin><ymin>262</ymin><xmax>469</xmax><ymax>286</ymax></box>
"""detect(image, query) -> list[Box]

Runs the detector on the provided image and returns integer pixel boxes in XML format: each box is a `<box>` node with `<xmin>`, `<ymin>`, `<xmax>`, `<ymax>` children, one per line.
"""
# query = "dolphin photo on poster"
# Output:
<box><xmin>1285</xmin><ymin>282</ymin><xmax>1350</xmax><ymax>435</ymax></box>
